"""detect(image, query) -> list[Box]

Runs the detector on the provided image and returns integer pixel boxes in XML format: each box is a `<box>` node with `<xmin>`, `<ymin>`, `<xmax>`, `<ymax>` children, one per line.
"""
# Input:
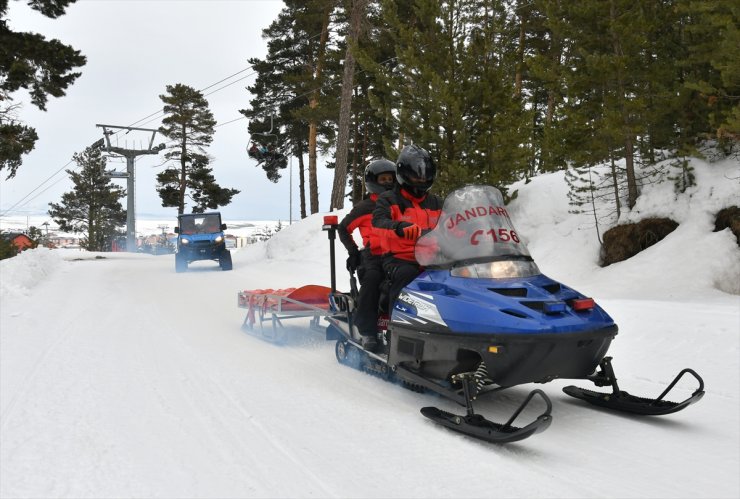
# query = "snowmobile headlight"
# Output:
<box><xmin>180</xmin><ymin>237</ymin><xmax>190</xmax><ymax>245</ymax></box>
<box><xmin>451</xmin><ymin>260</ymin><xmax>540</xmax><ymax>279</ymax></box>
<box><xmin>214</xmin><ymin>235</ymin><xmax>224</xmax><ymax>244</ymax></box>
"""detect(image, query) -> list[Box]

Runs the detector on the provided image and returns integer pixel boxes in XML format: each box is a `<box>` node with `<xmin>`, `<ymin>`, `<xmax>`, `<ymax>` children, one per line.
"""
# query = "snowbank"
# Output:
<box><xmin>0</xmin><ymin>247</ymin><xmax>64</xmax><ymax>299</ymax></box>
<box><xmin>508</xmin><ymin>157</ymin><xmax>740</xmax><ymax>300</ymax></box>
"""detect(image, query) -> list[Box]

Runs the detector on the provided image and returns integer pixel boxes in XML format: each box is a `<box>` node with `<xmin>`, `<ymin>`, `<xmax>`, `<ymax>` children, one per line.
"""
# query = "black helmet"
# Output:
<box><xmin>364</xmin><ymin>158</ymin><xmax>396</xmax><ymax>194</ymax></box>
<box><xmin>396</xmin><ymin>145</ymin><xmax>436</xmax><ymax>197</ymax></box>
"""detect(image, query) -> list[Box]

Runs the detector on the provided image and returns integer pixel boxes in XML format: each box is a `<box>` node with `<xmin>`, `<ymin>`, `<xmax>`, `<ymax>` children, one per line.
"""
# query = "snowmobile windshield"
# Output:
<box><xmin>415</xmin><ymin>185</ymin><xmax>539</xmax><ymax>277</ymax></box>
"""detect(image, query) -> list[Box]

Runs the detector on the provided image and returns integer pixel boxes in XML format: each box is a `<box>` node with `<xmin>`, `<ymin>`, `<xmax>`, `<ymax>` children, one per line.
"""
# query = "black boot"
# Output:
<box><xmin>360</xmin><ymin>335</ymin><xmax>378</xmax><ymax>353</ymax></box>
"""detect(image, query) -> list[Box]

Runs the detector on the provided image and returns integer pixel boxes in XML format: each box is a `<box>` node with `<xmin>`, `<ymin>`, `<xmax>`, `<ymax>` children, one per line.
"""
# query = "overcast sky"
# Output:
<box><xmin>1</xmin><ymin>0</ymin><xmax>336</xmax><ymax>223</ymax></box>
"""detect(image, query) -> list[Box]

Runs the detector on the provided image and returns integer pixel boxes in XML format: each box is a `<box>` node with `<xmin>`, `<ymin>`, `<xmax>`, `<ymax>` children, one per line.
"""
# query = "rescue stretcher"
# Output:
<box><xmin>237</xmin><ymin>285</ymin><xmax>333</xmax><ymax>342</ymax></box>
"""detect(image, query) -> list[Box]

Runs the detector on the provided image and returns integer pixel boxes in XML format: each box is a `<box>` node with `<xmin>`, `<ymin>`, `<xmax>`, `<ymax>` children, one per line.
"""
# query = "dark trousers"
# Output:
<box><xmin>354</xmin><ymin>251</ymin><xmax>384</xmax><ymax>335</ymax></box>
<box><xmin>382</xmin><ymin>256</ymin><xmax>422</xmax><ymax>313</ymax></box>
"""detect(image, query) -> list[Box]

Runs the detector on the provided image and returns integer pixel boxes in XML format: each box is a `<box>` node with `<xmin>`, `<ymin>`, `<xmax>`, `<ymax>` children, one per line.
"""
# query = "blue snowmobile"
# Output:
<box><xmin>323</xmin><ymin>185</ymin><xmax>704</xmax><ymax>444</ymax></box>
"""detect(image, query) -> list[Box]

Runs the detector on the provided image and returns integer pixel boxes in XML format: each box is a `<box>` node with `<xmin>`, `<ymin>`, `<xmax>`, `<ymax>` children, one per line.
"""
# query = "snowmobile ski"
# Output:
<box><xmin>563</xmin><ymin>357</ymin><xmax>705</xmax><ymax>416</ymax></box>
<box><xmin>421</xmin><ymin>374</ymin><xmax>552</xmax><ymax>443</ymax></box>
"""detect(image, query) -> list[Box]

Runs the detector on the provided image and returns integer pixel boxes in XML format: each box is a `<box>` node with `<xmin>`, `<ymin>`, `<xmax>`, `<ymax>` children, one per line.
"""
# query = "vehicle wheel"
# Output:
<box><xmin>219</xmin><ymin>250</ymin><xmax>233</xmax><ymax>271</ymax></box>
<box><xmin>335</xmin><ymin>340</ymin><xmax>362</xmax><ymax>369</ymax></box>
<box><xmin>335</xmin><ymin>340</ymin><xmax>349</xmax><ymax>363</ymax></box>
<box><xmin>175</xmin><ymin>253</ymin><xmax>188</xmax><ymax>273</ymax></box>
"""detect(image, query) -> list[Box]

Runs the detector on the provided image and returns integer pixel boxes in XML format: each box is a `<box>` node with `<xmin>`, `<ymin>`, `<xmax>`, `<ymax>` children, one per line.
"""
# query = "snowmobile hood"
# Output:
<box><xmin>392</xmin><ymin>270</ymin><xmax>615</xmax><ymax>336</ymax></box>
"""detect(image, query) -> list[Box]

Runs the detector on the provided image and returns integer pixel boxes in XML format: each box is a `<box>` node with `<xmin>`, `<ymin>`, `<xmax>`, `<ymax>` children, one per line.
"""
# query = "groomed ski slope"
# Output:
<box><xmin>1</xmin><ymin>160</ymin><xmax>738</xmax><ymax>498</ymax></box>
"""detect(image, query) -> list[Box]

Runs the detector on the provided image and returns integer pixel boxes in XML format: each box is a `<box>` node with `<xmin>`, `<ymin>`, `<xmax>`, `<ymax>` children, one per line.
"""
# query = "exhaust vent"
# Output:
<box><xmin>490</xmin><ymin>287</ymin><xmax>528</xmax><ymax>297</ymax></box>
<box><xmin>500</xmin><ymin>309</ymin><xmax>531</xmax><ymax>319</ymax></box>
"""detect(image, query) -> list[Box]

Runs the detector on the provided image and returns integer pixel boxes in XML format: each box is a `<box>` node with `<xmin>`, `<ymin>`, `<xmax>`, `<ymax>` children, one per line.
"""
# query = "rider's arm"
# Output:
<box><xmin>372</xmin><ymin>192</ymin><xmax>401</xmax><ymax>231</ymax></box>
<box><xmin>338</xmin><ymin>208</ymin><xmax>362</xmax><ymax>254</ymax></box>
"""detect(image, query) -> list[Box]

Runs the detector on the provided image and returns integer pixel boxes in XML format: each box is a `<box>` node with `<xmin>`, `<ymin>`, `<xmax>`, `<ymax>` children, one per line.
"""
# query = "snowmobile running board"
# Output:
<box><xmin>562</xmin><ymin>357</ymin><xmax>705</xmax><ymax>416</ymax></box>
<box><xmin>334</xmin><ymin>337</ymin><xmax>553</xmax><ymax>444</ymax></box>
<box><xmin>421</xmin><ymin>374</ymin><xmax>552</xmax><ymax>444</ymax></box>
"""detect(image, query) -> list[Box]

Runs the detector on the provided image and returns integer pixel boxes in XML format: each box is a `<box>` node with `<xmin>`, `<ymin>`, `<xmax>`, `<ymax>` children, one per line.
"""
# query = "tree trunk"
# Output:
<box><xmin>351</xmin><ymin>121</ymin><xmax>366</xmax><ymax>203</ymax></box>
<box><xmin>623</xmin><ymin>135</ymin><xmax>637</xmax><ymax>208</ymax></box>
<box><xmin>330</xmin><ymin>0</ymin><xmax>368</xmax><ymax>211</ymax></box>
<box><xmin>610</xmin><ymin>0</ymin><xmax>638</xmax><ymax>209</ymax></box>
<box><xmin>543</xmin><ymin>21</ymin><xmax>562</xmax><ymax>172</ymax></box>
<box><xmin>351</xmin><ymin>122</ymin><xmax>360</xmax><ymax>203</ymax></box>
<box><xmin>515</xmin><ymin>8</ymin><xmax>525</xmax><ymax>98</ymax></box>
<box><xmin>307</xmin><ymin>6</ymin><xmax>332</xmax><ymax>214</ymax></box>
<box><xmin>178</xmin><ymin>126</ymin><xmax>187</xmax><ymax>215</ymax></box>
<box><xmin>307</xmin><ymin>120</ymin><xmax>319</xmax><ymax>214</ymax></box>
<box><xmin>609</xmin><ymin>150</ymin><xmax>621</xmax><ymax>220</ymax></box>
<box><xmin>298</xmin><ymin>148</ymin><xmax>307</xmax><ymax>219</ymax></box>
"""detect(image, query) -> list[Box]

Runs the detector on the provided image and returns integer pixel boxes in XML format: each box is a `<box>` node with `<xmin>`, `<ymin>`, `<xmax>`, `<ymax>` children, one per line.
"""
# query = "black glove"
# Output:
<box><xmin>346</xmin><ymin>249</ymin><xmax>361</xmax><ymax>273</ymax></box>
<box><xmin>395</xmin><ymin>222</ymin><xmax>422</xmax><ymax>240</ymax></box>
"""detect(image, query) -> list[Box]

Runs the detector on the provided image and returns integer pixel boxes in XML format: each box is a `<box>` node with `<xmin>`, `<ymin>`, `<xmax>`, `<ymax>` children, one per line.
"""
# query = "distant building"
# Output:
<box><xmin>1</xmin><ymin>232</ymin><xmax>35</xmax><ymax>252</ymax></box>
<box><xmin>47</xmin><ymin>235</ymin><xmax>80</xmax><ymax>249</ymax></box>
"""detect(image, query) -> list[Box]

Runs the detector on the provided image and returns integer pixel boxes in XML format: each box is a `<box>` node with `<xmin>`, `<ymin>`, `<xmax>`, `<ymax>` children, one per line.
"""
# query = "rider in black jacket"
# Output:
<box><xmin>337</xmin><ymin>159</ymin><xmax>396</xmax><ymax>351</ymax></box>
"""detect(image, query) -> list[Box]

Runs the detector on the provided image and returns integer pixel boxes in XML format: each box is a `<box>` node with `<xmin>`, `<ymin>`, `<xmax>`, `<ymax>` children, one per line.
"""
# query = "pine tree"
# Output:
<box><xmin>677</xmin><ymin>0</ymin><xmax>739</xmax><ymax>150</ymax></box>
<box><xmin>47</xmin><ymin>146</ymin><xmax>126</xmax><ymax>251</ymax></box>
<box><xmin>0</xmin><ymin>0</ymin><xmax>86</xmax><ymax>178</ymax></box>
<box><xmin>523</xmin><ymin>0</ymin><xmax>571</xmax><ymax>174</ymax></box>
<box><xmin>366</xmin><ymin>0</ymin><xmax>528</xmax><ymax>197</ymax></box>
<box><xmin>242</xmin><ymin>7</ymin><xmax>304</xmax><ymax>211</ymax></box>
<box><xmin>463</xmin><ymin>0</ymin><xmax>531</xmax><ymax>192</ymax></box>
<box><xmin>26</xmin><ymin>226</ymin><xmax>42</xmax><ymax>248</ymax></box>
<box><xmin>242</xmin><ymin>0</ymin><xmax>340</xmax><ymax>216</ymax></box>
<box><xmin>157</xmin><ymin>83</ymin><xmax>239</xmax><ymax>214</ymax></box>
<box><xmin>0</xmin><ymin>233</ymin><xmax>18</xmax><ymax>259</ymax></box>
<box><xmin>351</xmin><ymin>0</ymin><xmax>407</xmax><ymax>201</ymax></box>
<box><xmin>330</xmin><ymin>0</ymin><xmax>370</xmax><ymax>210</ymax></box>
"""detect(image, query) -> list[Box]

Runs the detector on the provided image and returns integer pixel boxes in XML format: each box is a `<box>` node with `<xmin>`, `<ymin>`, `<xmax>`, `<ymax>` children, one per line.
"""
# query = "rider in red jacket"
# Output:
<box><xmin>373</xmin><ymin>145</ymin><xmax>443</xmax><ymax>324</ymax></box>
<box><xmin>338</xmin><ymin>159</ymin><xmax>396</xmax><ymax>350</ymax></box>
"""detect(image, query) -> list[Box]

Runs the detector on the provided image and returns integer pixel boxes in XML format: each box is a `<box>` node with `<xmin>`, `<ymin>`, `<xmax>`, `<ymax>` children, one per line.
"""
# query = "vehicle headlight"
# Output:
<box><xmin>214</xmin><ymin>236</ymin><xmax>223</xmax><ymax>244</ymax></box>
<box><xmin>451</xmin><ymin>260</ymin><xmax>541</xmax><ymax>279</ymax></box>
<box><xmin>180</xmin><ymin>238</ymin><xmax>190</xmax><ymax>245</ymax></box>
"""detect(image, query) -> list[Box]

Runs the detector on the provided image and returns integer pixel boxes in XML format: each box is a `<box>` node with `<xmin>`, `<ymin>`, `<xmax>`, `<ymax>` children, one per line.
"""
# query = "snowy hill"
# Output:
<box><xmin>1</xmin><ymin>158</ymin><xmax>738</xmax><ymax>498</ymax></box>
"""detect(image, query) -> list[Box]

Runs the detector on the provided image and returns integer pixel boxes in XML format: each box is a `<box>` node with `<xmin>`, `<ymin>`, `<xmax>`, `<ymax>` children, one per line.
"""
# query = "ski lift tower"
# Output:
<box><xmin>95</xmin><ymin>124</ymin><xmax>165</xmax><ymax>252</ymax></box>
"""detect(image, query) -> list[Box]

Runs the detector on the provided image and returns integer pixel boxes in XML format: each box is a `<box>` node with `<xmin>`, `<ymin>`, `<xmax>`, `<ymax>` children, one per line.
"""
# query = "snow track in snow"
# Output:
<box><xmin>1</xmin><ymin>234</ymin><xmax>737</xmax><ymax>498</ymax></box>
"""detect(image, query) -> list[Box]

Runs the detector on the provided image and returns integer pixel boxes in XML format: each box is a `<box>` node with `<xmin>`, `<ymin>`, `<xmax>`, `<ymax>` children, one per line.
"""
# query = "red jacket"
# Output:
<box><xmin>338</xmin><ymin>193</ymin><xmax>383</xmax><ymax>256</ymax></box>
<box><xmin>372</xmin><ymin>186</ymin><xmax>442</xmax><ymax>262</ymax></box>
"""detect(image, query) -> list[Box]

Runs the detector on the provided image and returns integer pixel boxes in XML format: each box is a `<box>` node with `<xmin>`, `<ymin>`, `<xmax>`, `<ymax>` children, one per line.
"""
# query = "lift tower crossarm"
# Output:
<box><xmin>93</xmin><ymin>124</ymin><xmax>164</xmax><ymax>252</ymax></box>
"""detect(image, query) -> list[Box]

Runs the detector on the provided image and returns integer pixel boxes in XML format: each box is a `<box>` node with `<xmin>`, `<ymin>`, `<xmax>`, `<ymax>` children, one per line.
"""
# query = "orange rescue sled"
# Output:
<box><xmin>238</xmin><ymin>285</ymin><xmax>332</xmax><ymax>342</ymax></box>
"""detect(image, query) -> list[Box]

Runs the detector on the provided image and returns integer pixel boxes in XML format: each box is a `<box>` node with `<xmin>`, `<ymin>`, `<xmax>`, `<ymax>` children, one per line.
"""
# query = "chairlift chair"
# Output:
<box><xmin>247</xmin><ymin>113</ymin><xmax>282</xmax><ymax>164</ymax></box>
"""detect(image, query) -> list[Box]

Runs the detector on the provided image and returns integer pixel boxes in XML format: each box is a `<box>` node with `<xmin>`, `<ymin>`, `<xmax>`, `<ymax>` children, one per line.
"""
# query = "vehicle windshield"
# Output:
<box><xmin>415</xmin><ymin>185</ymin><xmax>539</xmax><ymax>277</ymax></box>
<box><xmin>180</xmin><ymin>214</ymin><xmax>220</xmax><ymax>235</ymax></box>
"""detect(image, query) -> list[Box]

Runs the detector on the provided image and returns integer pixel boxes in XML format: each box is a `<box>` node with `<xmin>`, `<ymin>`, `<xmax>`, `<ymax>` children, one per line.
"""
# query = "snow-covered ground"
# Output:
<box><xmin>1</xmin><ymin>158</ymin><xmax>738</xmax><ymax>498</ymax></box>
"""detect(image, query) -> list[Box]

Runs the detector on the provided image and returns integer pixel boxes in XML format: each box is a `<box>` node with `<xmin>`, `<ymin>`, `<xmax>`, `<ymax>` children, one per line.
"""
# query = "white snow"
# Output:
<box><xmin>1</xmin><ymin>157</ymin><xmax>739</xmax><ymax>498</ymax></box>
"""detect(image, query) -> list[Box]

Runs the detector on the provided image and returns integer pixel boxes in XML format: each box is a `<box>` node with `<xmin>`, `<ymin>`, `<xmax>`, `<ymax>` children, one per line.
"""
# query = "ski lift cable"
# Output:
<box><xmin>12</xmin><ymin>67</ymin><xmax>261</xmax><ymax>199</ymax></box>
<box><xmin>115</xmin><ymin>68</ymin><xmax>258</xmax><ymax>134</ymax></box>
<box><xmin>6</xmin><ymin>47</ymin><xmax>405</xmax><ymax>215</ymax></box>
<box><xmin>0</xmin><ymin>160</ymin><xmax>75</xmax><ymax>217</ymax></box>
<box><xmin>117</xmin><ymin>30</ymin><xmax>328</xmax><ymax>134</ymax></box>
<box><xmin>2</xmin><ymin>28</ymin><xmax>335</xmax><ymax>215</ymax></box>
<box><xmin>0</xmin><ymin>166</ymin><xmax>78</xmax><ymax>218</ymax></box>
<box><xmin>4</xmin><ymin>25</ymin><xmax>417</xmax><ymax>216</ymax></box>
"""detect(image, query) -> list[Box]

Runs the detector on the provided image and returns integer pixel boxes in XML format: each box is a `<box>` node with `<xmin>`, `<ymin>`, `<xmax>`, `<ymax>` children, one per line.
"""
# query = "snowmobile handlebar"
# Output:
<box><xmin>323</xmin><ymin>216</ymin><xmax>339</xmax><ymax>293</ymax></box>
